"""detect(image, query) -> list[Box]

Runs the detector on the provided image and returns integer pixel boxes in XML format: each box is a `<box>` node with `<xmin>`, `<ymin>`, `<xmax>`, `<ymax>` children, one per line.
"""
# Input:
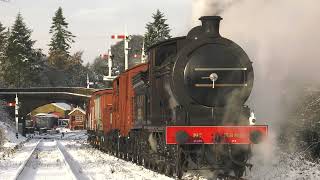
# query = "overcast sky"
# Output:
<box><xmin>0</xmin><ymin>0</ymin><xmax>193</xmax><ymax>63</ymax></box>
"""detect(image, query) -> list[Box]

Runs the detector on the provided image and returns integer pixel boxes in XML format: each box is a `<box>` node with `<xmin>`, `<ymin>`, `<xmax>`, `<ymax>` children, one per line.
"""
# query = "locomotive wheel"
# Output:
<box><xmin>158</xmin><ymin>162</ymin><xmax>166</xmax><ymax>173</ymax></box>
<box><xmin>176</xmin><ymin>146</ymin><xmax>184</xmax><ymax>179</ymax></box>
<box><xmin>137</xmin><ymin>155</ymin><xmax>142</xmax><ymax>165</ymax></box>
<box><xmin>233</xmin><ymin>166</ymin><xmax>245</xmax><ymax>178</ymax></box>
<box><xmin>149</xmin><ymin>160</ymin><xmax>154</xmax><ymax>170</ymax></box>
<box><xmin>143</xmin><ymin>157</ymin><xmax>149</xmax><ymax>168</ymax></box>
<box><xmin>133</xmin><ymin>155</ymin><xmax>138</xmax><ymax>163</ymax></box>
<box><xmin>165</xmin><ymin>164</ymin><xmax>174</xmax><ymax>177</ymax></box>
<box><xmin>152</xmin><ymin>161</ymin><xmax>158</xmax><ymax>171</ymax></box>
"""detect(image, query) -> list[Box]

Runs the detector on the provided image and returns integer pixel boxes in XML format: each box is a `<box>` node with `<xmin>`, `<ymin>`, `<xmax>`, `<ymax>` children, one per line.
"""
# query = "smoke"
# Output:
<box><xmin>192</xmin><ymin>0</ymin><xmax>320</xmax><ymax>177</ymax></box>
<box><xmin>192</xmin><ymin>0</ymin><xmax>320</xmax><ymax>134</ymax></box>
<box><xmin>192</xmin><ymin>0</ymin><xmax>240</xmax><ymax>25</ymax></box>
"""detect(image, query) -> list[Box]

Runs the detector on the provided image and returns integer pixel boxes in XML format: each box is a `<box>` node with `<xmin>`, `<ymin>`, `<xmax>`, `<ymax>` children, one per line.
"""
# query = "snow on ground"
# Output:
<box><xmin>246</xmin><ymin>146</ymin><xmax>320</xmax><ymax>180</ymax></box>
<box><xmin>2</xmin><ymin>129</ymin><xmax>320</xmax><ymax>180</ymax></box>
<box><xmin>60</xmin><ymin>140</ymin><xmax>173</xmax><ymax>180</ymax></box>
<box><xmin>0</xmin><ymin>121</ymin><xmax>26</xmax><ymax>148</ymax></box>
<box><xmin>0</xmin><ymin>139</ymin><xmax>39</xmax><ymax>180</ymax></box>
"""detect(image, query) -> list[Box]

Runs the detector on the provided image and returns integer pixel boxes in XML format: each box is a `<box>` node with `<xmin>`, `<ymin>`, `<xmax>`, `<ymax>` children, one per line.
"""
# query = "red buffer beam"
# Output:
<box><xmin>166</xmin><ymin>125</ymin><xmax>268</xmax><ymax>144</ymax></box>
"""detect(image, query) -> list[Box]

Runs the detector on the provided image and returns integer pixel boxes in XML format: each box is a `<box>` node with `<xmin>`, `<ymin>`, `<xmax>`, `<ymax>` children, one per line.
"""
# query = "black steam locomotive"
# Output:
<box><xmin>131</xmin><ymin>16</ymin><xmax>267</xmax><ymax>178</ymax></box>
<box><xmin>87</xmin><ymin>15</ymin><xmax>268</xmax><ymax>179</ymax></box>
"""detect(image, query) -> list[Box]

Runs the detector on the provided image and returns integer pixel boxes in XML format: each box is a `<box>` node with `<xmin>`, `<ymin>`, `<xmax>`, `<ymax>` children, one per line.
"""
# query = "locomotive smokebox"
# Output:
<box><xmin>199</xmin><ymin>16</ymin><xmax>222</xmax><ymax>37</ymax></box>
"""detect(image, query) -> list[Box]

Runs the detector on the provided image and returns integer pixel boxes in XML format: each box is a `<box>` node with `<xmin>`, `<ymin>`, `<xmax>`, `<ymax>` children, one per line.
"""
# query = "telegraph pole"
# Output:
<box><xmin>111</xmin><ymin>34</ymin><xmax>131</xmax><ymax>71</ymax></box>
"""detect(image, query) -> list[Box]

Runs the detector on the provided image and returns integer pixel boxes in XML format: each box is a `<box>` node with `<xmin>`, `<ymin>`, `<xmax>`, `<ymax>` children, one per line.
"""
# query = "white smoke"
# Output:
<box><xmin>192</xmin><ymin>0</ymin><xmax>320</xmax><ymax>177</ymax></box>
<box><xmin>192</xmin><ymin>0</ymin><xmax>239</xmax><ymax>25</ymax></box>
<box><xmin>192</xmin><ymin>0</ymin><xmax>320</xmax><ymax>131</ymax></box>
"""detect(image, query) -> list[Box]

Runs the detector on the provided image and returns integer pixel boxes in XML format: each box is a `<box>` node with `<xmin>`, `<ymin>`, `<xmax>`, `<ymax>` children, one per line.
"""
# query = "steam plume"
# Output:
<box><xmin>192</xmin><ymin>0</ymin><xmax>320</xmax><ymax>177</ymax></box>
<box><xmin>192</xmin><ymin>0</ymin><xmax>320</xmax><ymax>131</ymax></box>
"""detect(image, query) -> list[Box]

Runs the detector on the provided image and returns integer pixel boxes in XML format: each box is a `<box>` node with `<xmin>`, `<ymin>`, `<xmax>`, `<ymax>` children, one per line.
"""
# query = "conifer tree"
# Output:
<box><xmin>48</xmin><ymin>7</ymin><xmax>75</xmax><ymax>69</ymax></box>
<box><xmin>0</xmin><ymin>22</ymin><xmax>8</xmax><ymax>87</ymax></box>
<box><xmin>0</xmin><ymin>22</ymin><xmax>7</xmax><ymax>58</ymax></box>
<box><xmin>144</xmin><ymin>9</ymin><xmax>171</xmax><ymax>49</ymax></box>
<box><xmin>2</xmin><ymin>13</ymin><xmax>42</xmax><ymax>87</ymax></box>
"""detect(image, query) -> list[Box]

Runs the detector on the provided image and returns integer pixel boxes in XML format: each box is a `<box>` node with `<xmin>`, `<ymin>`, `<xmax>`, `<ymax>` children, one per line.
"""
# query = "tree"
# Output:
<box><xmin>110</xmin><ymin>35</ymin><xmax>144</xmax><ymax>74</ymax></box>
<box><xmin>0</xmin><ymin>22</ymin><xmax>8</xmax><ymax>86</ymax></box>
<box><xmin>0</xmin><ymin>22</ymin><xmax>7</xmax><ymax>59</ymax></box>
<box><xmin>90</xmin><ymin>56</ymin><xmax>108</xmax><ymax>80</ymax></box>
<box><xmin>144</xmin><ymin>9</ymin><xmax>171</xmax><ymax>49</ymax></box>
<box><xmin>48</xmin><ymin>7</ymin><xmax>75</xmax><ymax>69</ymax></box>
<box><xmin>2</xmin><ymin>13</ymin><xmax>42</xmax><ymax>87</ymax></box>
<box><xmin>66</xmin><ymin>51</ymin><xmax>89</xmax><ymax>87</ymax></box>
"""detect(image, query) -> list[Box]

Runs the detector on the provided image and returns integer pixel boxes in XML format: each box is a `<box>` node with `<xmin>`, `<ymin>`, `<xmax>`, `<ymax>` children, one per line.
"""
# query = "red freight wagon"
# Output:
<box><xmin>112</xmin><ymin>63</ymin><xmax>148</xmax><ymax>137</ymax></box>
<box><xmin>86</xmin><ymin>89</ymin><xmax>113</xmax><ymax>147</ymax></box>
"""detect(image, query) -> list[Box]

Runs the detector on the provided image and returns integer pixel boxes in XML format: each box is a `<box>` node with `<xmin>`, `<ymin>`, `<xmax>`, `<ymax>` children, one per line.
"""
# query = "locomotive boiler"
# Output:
<box><xmin>87</xmin><ymin>16</ymin><xmax>268</xmax><ymax>179</ymax></box>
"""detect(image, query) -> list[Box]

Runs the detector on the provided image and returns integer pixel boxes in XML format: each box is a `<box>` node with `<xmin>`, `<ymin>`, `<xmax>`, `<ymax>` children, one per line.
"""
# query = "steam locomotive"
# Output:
<box><xmin>87</xmin><ymin>16</ymin><xmax>268</xmax><ymax>178</ymax></box>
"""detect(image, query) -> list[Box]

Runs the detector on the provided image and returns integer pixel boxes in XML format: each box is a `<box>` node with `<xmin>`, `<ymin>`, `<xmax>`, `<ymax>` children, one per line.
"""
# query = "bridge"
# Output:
<box><xmin>0</xmin><ymin>87</ymin><xmax>99</xmax><ymax>134</ymax></box>
<box><xmin>0</xmin><ymin>87</ymin><xmax>98</xmax><ymax>116</ymax></box>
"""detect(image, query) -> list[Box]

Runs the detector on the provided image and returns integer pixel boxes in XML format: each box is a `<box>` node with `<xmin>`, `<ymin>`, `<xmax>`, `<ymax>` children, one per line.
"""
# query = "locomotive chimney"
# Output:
<box><xmin>199</xmin><ymin>16</ymin><xmax>222</xmax><ymax>37</ymax></box>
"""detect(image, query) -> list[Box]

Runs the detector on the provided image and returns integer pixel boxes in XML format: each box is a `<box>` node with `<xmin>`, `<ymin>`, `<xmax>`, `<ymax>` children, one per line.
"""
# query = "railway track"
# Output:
<box><xmin>14</xmin><ymin>139</ymin><xmax>84</xmax><ymax>180</ymax></box>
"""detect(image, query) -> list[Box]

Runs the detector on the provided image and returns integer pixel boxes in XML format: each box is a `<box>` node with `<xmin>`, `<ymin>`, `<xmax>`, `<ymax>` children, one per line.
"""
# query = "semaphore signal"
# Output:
<box><xmin>111</xmin><ymin>33</ymin><xmax>131</xmax><ymax>70</ymax></box>
<box><xmin>111</xmin><ymin>35</ymin><xmax>126</xmax><ymax>39</ymax></box>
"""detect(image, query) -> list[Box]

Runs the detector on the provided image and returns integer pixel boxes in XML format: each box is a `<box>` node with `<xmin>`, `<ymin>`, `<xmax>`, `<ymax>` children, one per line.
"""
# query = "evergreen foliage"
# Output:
<box><xmin>144</xmin><ymin>9</ymin><xmax>171</xmax><ymax>49</ymax></box>
<box><xmin>1</xmin><ymin>13</ymin><xmax>43</xmax><ymax>87</ymax></box>
<box><xmin>0</xmin><ymin>22</ymin><xmax>7</xmax><ymax>59</ymax></box>
<box><xmin>48</xmin><ymin>7</ymin><xmax>75</xmax><ymax>69</ymax></box>
<box><xmin>0</xmin><ymin>22</ymin><xmax>8</xmax><ymax>86</ymax></box>
<box><xmin>90</xmin><ymin>56</ymin><xmax>108</xmax><ymax>80</ymax></box>
<box><xmin>67</xmin><ymin>51</ymin><xmax>89</xmax><ymax>87</ymax></box>
<box><xmin>110</xmin><ymin>35</ymin><xmax>144</xmax><ymax>75</ymax></box>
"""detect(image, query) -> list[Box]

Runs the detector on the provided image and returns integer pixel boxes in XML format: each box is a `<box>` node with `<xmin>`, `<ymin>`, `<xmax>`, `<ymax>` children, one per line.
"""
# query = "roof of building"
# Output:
<box><xmin>52</xmin><ymin>103</ymin><xmax>72</xmax><ymax>111</ymax></box>
<box><xmin>68</xmin><ymin>107</ymin><xmax>86</xmax><ymax>115</ymax></box>
<box><xmin>35</xmin><ymin>113</ymin><xmax>59</xmax><ymax>118</ymax></box>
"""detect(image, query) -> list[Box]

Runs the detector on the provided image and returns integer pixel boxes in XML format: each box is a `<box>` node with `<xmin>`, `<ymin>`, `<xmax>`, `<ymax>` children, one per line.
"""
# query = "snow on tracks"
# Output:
<box><xmin>15</xmin><ymin>139</ymin><xmax>80</xmax><ymax>180</ymax></box>
<box><xmin>13</xmin><ymin>140</ymin><xmax>41</xmax><ymax>179</ymax></box>
<box><xmin>60</xmin><ymin>140</ymin><xmax>173</xmax><ymax>180</ymax></box>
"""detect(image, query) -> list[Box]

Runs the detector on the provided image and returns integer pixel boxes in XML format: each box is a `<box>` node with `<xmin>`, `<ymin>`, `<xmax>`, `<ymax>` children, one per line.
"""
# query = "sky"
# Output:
<box><xmin>0</xmin><ymin>0</ymin><xmax>193</xmax><ymax>64</ymax></box>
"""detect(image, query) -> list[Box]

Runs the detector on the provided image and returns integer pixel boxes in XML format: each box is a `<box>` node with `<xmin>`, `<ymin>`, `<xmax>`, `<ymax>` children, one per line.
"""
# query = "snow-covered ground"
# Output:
<box><xmin>0</xmin><ymin>139</ymin><xmax>39</xmax><ymax>180</ymax></box>
<box><xmin>0</xmin><ymin>121</ymin><xmax>26</xmax><ymax>149</ymax></box>
<box><xmin>60</xmin><ymin>140</ymin><xmax>172</xmax><ymax>180</ymax></box>
<box><xmin>1</xmin><ymin>129</ymin><xmax>320</xmax><ymax>180</ymax></box>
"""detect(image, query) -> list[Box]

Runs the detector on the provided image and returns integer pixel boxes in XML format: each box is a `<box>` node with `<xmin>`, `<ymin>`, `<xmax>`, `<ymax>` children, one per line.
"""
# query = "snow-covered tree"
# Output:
<box><xmin>0</xmin><ymin>22</ymin><xmax>7</xmax><ymax>60</ymax></box>
<box><xmin>48</xmin><ymin>7</ymin><xmax>75</xmax><ymax>69</ymax></box>
<box><xmin>2</xmin><ymin>13</ymin><xmax>42</xmax><ymax>88</ymax></box>
<box><xmin>144</xmin><ymin>9</ymin><xmax>171</xmax><ymax>50</ymax></box>
<box><xmin>0</xmin><ymin>22</ymin><xmax>8</xmax><ymax>87</ymax></box>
